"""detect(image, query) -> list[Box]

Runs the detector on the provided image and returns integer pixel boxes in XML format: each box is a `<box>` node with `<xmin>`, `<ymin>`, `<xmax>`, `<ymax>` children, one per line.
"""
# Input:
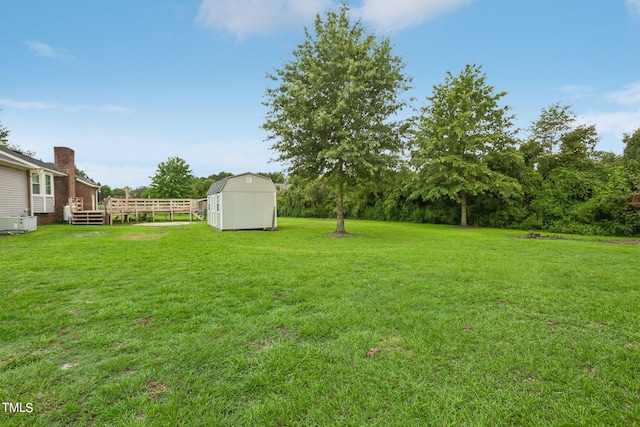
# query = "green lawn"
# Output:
<box><xmin>1</xmin><ymin>218</ymin><xmax>639</xmax><ymax>426</ymax></box>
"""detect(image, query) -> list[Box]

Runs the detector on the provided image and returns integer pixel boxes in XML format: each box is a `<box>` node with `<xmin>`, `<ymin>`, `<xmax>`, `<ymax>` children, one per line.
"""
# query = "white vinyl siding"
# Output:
<box><xmin>0</xmin><ymin>165</ymin><xmax>29</xmax><ymax>216</ymax></box>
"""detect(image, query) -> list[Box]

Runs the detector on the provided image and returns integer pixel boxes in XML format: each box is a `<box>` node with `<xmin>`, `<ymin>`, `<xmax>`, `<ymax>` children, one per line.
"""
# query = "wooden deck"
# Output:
<box><xmin>71</xmin><ymin>210</ymin><xmax>105</xmax><ymax>225</ymax></box>
<box><xmin>105</xmin><ymin>198</ymin><xmax>206</xmax><ymax>225</ymax></box>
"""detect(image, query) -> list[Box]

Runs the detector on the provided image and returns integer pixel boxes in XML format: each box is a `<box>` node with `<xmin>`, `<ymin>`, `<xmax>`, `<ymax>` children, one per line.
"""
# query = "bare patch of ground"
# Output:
<box><xmin>601</xmin><ymin>239</ymin><xmax>640</xmax><ymax>245</ymax></box>
<box><xmin>136</xmin><ymin>316</ymin><xmax>154</xmax><ymax>326</ymax></box>
<box><xmin>327</xmin><ymin>232</ymin><xmax>358</xmax><ymax>237</ymax></box>
<box><xmin>133</xmin><ymin>222</ymin><xmax>196</xmax><ymax>227</ymax></box>
<box><xmin>119</xmin><ymin>233</ymin><xmax>166</xmax><ymax>241</ymax></box>
<box><xmin>516</xmin><ymin>233</ymin><xmax>640</xmax><ymax>245</ymax></box>
<box><xmin>367</xmin><ymin>336</ymin><xmax>414</xmax><ymax>358</ymax></box>
<box><xmin>148</xmin><ymin>380</ymin><xmax>169</xmax><ymax>401</ymax></box>
<box><xmin>60</xmin><ymin>363</ymin><xmax>78</xmax><ymax>371</ymax></box>
<box><xmin>74</xmin><ymin>231</ymin><xmax>105</xmax><ymax>237</ymax></box>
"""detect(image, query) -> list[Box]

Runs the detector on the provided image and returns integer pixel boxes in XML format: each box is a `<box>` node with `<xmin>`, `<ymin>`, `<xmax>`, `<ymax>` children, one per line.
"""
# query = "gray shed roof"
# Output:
<box><xmin>207</xmin><ymin>176</ymin><xmax>230</xmax><ymax>195</ymax></box>
<box><xmin>207</xmin><ymin>172</ymin><xmax>273</xmax><ymax>195</ymax></box>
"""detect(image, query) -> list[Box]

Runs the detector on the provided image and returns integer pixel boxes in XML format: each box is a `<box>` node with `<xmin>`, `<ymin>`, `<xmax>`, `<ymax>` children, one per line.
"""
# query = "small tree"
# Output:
<box><xmin>411</xmin><ymin>64</ymin><xmax>520</xmax><ymax>227</ymax></box>
<box><xmin>0</xmin><ymin>112</ymin><xmax>9</xmax><ymax>147</ymax></box>
<box><xmin>263</xmin><ymin>4</ymin><xmax>411</xmax><ymax>234</ymax></box>
<box><xmin>623</xmin><ymin>128</ymin><xmax>640</xmax><ymax>175</ymax></box>
<box><xmin>150</xmin><ymin>156</ymin><xmax>194</xmax><ymax>198</ymax></box>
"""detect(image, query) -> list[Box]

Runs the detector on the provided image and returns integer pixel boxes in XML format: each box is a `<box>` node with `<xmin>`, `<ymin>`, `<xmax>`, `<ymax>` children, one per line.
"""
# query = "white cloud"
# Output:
<box><xmin>196</xmin><ymin>0</ymin><xmax>475</xmax><ymax>38</ymax></box>
<box><xmin>196</xmin><ymin>0</ymin><xmax>333</xmax><ymax>38</ymax></box>
<box><xmin>578</xmin><ymin>109</ymin><xmax>640</xmax><ymax>151</ymax></box>
<box><xmin>628</xmin><ymin>0</ymin><xmax>640</xmax><ymax>17</ymax></box>
<box><xmin>0</xmin><ymin>99</ymin><xmax>50</xmax><ymax>110</ymax></box>
<box><xmin>26</xmin><ymin>40</ymin><xmax>73</xmax><ymax>59</ymax></box>
<box><xmin>559</xmin><ymin>85</ymin><xmax>597</xmax><ymax>100</ymax></box>
<box><xmin>570</xmin><ymin>81</ymin><xmax>640</xmax><ymax>151</ymax></box>
<box><xmin>355</xmin><ymin>0</ymin><xmax>475</xmax><ymax>32</ymax></box>
<box><xmin>603</xmin><ymin>81</ymin><xmax>640</xmax><ymax>106</ymax></box>
<box><xmin>0</xmin><ymin>99</ymin><xmax>131</xmax><ymax>114</ymax></box>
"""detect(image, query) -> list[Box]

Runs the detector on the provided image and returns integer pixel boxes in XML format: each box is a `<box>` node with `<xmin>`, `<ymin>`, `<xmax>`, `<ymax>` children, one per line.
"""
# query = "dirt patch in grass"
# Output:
<box><xmin>366</xmin><ymin>346</ymin><xmax>381</xmax><ymax>357</ymax></box>
<box><xmin>134</xmin><ymin>222</ymin><xmax>196</xmax><ymax>227</ymax></box>
<box><xmin>367</xmin><ymin>336</ymin><xmax>414</xmax><ymax>358</ymax></box>
<box><xmin>516</xmin><ymin>234</ymin><xmax>640</xmax><ymax>245</ymax></box>
<box><xmin>149</xmin><ymin>380</ymin><xmax>168</xmax><ymax>393</ymax></box>
<box><xmin>327</xmin><ymin>232</ymin><xmax>359</xmax><ymax>237</ymax></box>
<box><xmin>586</xmin><ymin>321</ymin><xmax>605</xmax><ymax>328</ymax></box>
<box><xmin>74</xmin><ymin>231</ymin><xmax>106</xmax><ymax>238</ymax></box>
<box><xmin>136</xmin><ymin>316</ymin><xmax>154</xmax><ymax>326</ymax></box>
<box><xmin>119</xmin><ymin>233</ymin><xmax>166</xmax><ymax>241</ymax></box>
<box><xmin>148</xmin><ymin>380</ymin><xmax>169</xmax><ymax>401</ymax></box>
<box><xmin>252</xmin><ymin>338</ymin><xmax>275</xmax><ymax>350</ymax></box>
<box><xmin>602</xmin><ymin>239</ymin><xmax>640</xmax><ymax>245</ymax></box>
<box><xmin>277</xmin><ymin>327</ymin><xmax>298</xmax><ymax>340</ymax></box>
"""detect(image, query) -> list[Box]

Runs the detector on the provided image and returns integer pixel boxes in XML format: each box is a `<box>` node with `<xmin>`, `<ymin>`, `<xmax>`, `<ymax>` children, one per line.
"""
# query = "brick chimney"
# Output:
<box><xmin>54</xmin><ymin>146</ymin><xmax>76</xmax><ymax>201</ymax></box>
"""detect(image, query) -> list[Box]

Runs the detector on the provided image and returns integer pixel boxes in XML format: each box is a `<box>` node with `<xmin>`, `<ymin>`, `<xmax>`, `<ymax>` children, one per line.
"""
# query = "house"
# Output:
<box><xmin>207</xmin><ymin>173</ymin><xmax>277</xmax><ymax>231</ymax></box>
<box><xmin>0</xmin><ymin>146</ymin><xmax>99</xmax><ymax>225</ymax></box>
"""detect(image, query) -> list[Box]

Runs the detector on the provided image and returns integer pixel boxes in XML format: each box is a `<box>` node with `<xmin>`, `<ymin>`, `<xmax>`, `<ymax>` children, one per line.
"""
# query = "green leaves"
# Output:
<box><xmin>263</xmin><ymin>4</ymin><xmax>411</xmax><ymax>232</ymax></box>
<box><xmin>150</xmin><ymin>156</ymin><xmax>195</xmax><ymax>198</ymax></box>
<box><xmin>411</xmin><ymin>64</ymin><xmax>519</xmax><ymax>225</ymax></box>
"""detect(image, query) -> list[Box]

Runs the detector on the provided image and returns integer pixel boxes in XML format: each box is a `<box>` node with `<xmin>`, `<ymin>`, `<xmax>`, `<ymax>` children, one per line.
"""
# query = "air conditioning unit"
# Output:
<box><xmin>0</xmin><ymin>217</ymin><xmax>37</xmax><ymax>233</ymax></box>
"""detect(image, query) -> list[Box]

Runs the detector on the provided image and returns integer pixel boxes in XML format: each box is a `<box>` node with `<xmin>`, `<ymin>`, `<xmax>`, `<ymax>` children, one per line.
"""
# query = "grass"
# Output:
<box><xmin>1</xmin><ymin>218</ymin><xmax>639</xmax><ymax>426</ymax></box>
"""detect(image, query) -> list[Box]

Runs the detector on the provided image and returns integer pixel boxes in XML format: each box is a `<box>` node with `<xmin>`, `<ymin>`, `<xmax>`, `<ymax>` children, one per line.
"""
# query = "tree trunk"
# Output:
<box><xmin>335</xmin><ymin>166</ymin><xmax>347</xmax><ymax>234</ymax></box>
<box><xmin>336</xmin><ymin>191</ymin><xmax>346</xmax><ymax>234</ymax></box>
<box><xmin>460</xmin><ymin>191</ymin><xmax>468</xmax><ymax>227</ymax></box>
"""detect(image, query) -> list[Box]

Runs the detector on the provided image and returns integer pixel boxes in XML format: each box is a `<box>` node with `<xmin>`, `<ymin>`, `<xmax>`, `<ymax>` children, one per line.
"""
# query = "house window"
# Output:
<box><xmin>32</xmin><ymin>173</ymin><xmax>41</xmax><ymax>195</ymax></box>
<box><xmin>45</xmin><ymin>174</ymin><xmax>52</xmax><ymax>195</ymax></box>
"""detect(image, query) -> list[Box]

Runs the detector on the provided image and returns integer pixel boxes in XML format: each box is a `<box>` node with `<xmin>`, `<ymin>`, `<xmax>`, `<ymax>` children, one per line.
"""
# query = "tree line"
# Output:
<box><xmin>264</xmin><ymin>5</ymin><xmax>640</xmax><ymax>236</ymax></box>
<box><xmin>100</xmin><ymin>163</ymin><xmax>285</xmax><ymax>202</ymax></box>
<box><xmin>3</xmin><ymin>5</ymin><xmax>639</xmax><ymax>236</ymax></box>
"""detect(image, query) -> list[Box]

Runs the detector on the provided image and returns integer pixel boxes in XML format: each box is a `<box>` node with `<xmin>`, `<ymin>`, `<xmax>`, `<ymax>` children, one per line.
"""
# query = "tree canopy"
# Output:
<box><xmin>411</xmin><ymin>64</ymin><xmax>520</xmax><ymax>226</ymax></box>
<box><xmin>150</xmin><ymin>156</ymin><xmax>195</xmax><ymax>198</ymax></box>
<box><xmin>263</xmin><ymin>3</ymin><xmax>412</xmax><ymax>234</ymax></box>
<box><xmin>623</xmin><ymin>128</ymin><xmax>640</xmax><ymax>174</ymax></box>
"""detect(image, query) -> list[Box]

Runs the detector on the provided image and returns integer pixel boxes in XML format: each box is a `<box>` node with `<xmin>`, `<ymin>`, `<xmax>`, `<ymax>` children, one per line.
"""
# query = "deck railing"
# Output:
<box><xmin>105</xmin><ymin>197</ymin><xmax>206</xmax><ymax>224</ymax></box>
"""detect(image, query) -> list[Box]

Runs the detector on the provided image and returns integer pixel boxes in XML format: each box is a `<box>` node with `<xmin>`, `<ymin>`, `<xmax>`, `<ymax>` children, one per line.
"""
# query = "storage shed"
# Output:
<box><xmin>207</xmin><ymin>173</ymin><xmax>277</xmax><ymax>231</ymax></box>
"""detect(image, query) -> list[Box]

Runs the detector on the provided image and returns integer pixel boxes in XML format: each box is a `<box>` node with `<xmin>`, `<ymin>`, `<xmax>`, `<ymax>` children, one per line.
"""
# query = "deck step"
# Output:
<box><xmin>72</xmin><ymin>211</ymin><xmax>105</xmax><ymax>225</ymax></box>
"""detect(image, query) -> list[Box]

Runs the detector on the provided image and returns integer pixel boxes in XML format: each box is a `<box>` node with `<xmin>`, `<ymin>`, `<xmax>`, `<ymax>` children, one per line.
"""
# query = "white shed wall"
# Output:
<box><xmin>208</xmin><ymin>174</ymin><xmax>277</xmax><ymax>231</ymax></box>
<box><xmin>220</xmin><ymin>191</ymin><xmax>276</xmax><ymax>230</ymax></box>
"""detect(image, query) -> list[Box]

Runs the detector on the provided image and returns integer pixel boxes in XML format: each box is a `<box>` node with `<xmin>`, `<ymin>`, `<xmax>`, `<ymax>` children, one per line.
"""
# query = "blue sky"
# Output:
<box><xmin>1</xmin><ymin>0</ymin><xmax>639</xmax><ymax>188</ymax></box>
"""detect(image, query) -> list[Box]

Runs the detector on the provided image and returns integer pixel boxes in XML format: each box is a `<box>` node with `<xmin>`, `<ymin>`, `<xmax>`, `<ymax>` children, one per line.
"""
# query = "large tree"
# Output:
<box><xmin>411</xmin><ymin>64</ymin><xmax>520</xmax><ymax>227</ymax></box>
<box><xmin>150</xmin><ymin>156</ymin><xmax>194</xmax><ymax>198</ymax></box>
<box><xmin>521</xmin><ymin>102</ymin><xmax>600</xmax><ymax>176</ymax></box>
<box><xmin>262</xmin><ymin>4</ymin><xmax>411</xmax><ymax>234</ymax></box>
<box><xmin>520</xmin><ymin>102</ymin><xmax>573</xmax><ymax>170</ymax></box>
